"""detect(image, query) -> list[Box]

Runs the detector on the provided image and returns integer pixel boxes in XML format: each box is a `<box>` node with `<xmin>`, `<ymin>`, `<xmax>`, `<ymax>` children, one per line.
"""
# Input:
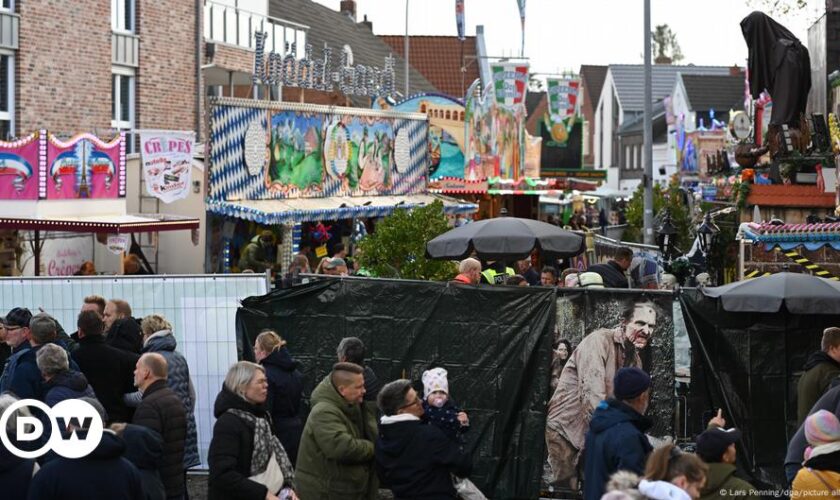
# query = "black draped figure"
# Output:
<box><xmin>741</xmin><ymin>11</ymin><xmax>811</xmax><ymax>128</ymax></box>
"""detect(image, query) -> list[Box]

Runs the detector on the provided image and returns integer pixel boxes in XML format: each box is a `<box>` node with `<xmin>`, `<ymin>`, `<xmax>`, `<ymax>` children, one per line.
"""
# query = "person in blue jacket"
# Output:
<box><xmin>583</xmin><ymin>367</ymin><xmax>654</xmax><ymax>500</ymax></box>
<box><xmin>5</xmin><ymin>312</ymin><xmax>78</xmax><ymax>400</ymax></box>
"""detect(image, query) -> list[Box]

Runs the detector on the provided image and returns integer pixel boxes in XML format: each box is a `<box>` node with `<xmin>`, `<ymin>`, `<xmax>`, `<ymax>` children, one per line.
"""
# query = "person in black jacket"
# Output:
<box><xmin>254</xmin><ymin>330</ymin><xmax>304</xmax><ymax>465</ymax></box>
<box><xmin>337</xmin><ymin>337</ymin><xmax>383</xmax><ymax>404</ymax></box>
<box><xmin>0</xmin><ymin>394</ymin><xmax>39</xmax><ymax>500</ymax></box>
<box><xmin>208</xmin><ymin>361</ymin><xmax>297</xmax><ymax>500</ymax></box>
<box><xmin>132</xmin><ymin>353</ymin><xmax>187</xmax><ymax>500</ymax></box>
<box><xmin>587</xmin><ymin>246</ymin><xmax>633</xmax><ymax>289</ymax></box>
<box><xmin>112</xmin><ymin>423</ymin><xmax>167</xmax><ymax>500</ymax></box>
<box><xmin>69</xmin><ymin>294</ymin><xmax>107</xmax><ymax>350</ymax></box>
<box><xmin>27</xmin><ymin>398</ymin><xmax>145</xmax><ymax>500</ymax></box>
<box><xmin>71</xmin><ymin>310</ymin><xmax>138</xmax><ymax>424</ymax></box>
<box><xmin>104</xmin><ymin>299</ymin><xmax>143</xmax><ymax>354</ymax></box>
<box><xmin>375</xmin><ymin>379</ymin><xmax>473</xmax><ymax>499</ymax></box>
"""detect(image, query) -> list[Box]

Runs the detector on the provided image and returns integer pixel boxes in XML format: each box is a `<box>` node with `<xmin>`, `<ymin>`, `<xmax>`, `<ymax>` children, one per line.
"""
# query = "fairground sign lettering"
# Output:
<box><xmin>252</xmin><ymin>32</ymin><xmax>396</xmax><ymax>98</ymax></box>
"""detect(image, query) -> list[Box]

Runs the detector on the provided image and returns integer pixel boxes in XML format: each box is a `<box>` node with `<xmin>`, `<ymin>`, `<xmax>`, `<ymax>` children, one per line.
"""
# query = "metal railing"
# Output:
<box><xmin>203</xmin><ymin>0</ymin><xmax>308</xmax><ymax>56</ymax></box>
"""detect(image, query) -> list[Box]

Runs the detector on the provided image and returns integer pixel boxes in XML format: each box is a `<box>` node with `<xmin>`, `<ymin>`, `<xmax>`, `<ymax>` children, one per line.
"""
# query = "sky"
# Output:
<box><xmin>309</xmin><ymin>0</ymin><xmax>823</xmax><ymax>78</ymax></box>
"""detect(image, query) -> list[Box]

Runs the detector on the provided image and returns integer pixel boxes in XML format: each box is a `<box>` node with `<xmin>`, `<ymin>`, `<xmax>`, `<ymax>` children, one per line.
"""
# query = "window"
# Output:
<box><xmin>637</xmin><ymin>145</ymin><xmax>642</xmax><ymax>171</ymax></box>
<box><xmin>342</xmin><ymin>45</ymin><xmax>354</xmax><ymax>66</ymax></box>
<box><xmin>0</xmin><ymin>54</ymin><xmax>13</xmax><ymax>140</ymax></box>
<box><xmin>111</xmin><ymin>72</ymin><xmax>135</xmax><ymax>153</ymax></box>
<box><xmin>111</xmin><ymin>0</ymin><xmax>134</xmax><ymax>33</ymax></box>
<box><xmin>0</xmin><ymin>0</ymin><xmax>12</xmax><ymax>11</ymax></box>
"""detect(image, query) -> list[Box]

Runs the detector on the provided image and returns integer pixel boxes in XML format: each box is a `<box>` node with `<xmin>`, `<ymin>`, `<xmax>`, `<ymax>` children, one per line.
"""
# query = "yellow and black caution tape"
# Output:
<box><xmin>744</xmin><ymin>269</ymin><xmax>771</xmax><ymax>279</ymax></box>
<box><xmin>783</xmin><ymin>250</ymin><xmax>840</xmax><ymax>280</ymax></box>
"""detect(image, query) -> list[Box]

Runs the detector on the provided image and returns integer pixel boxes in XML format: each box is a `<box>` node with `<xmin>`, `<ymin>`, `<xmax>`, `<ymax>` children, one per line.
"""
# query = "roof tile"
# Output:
<box><xmin>747</xmin><ymin>184</ymin><xmax>836</xmax><ymax>208</ymax></box>
<box><xmin>609</xmin><ymin>64</ymin><xmax>733</xmax><ymax>111</ymax></box>
<box><xmin>379</xmin><ymin>35</ymin><xmax>479</xmax><ymax>99</ymax></box>
<box><xmin>268</xmin><ymin>0</ymin><xmax>440</xmax><ymax>100</ymax></box>
<box><xmin>580</xmin><ymin>65</ymin><xmax>607</xmax><ymax>109</ymax></box>
<box><xmin>681</xmin><ymin>73</ymin><xmax>745</xmax><ymax>112</ymax></box>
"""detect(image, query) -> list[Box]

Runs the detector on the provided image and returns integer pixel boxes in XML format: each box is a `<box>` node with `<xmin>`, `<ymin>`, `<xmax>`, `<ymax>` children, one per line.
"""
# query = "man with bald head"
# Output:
<box><xmin>133</xmin><ymin>352</ymin><xmax>187</xmax><ymax>500</ymax></box>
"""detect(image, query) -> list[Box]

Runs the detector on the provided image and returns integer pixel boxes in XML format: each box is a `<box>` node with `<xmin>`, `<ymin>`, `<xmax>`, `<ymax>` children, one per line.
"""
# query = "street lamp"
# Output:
<box><xmin>697</xmin><ymin>212</ymin><xmax>720</xmax><ymax>255</ymax></box>
<box><xmin>656</xmin><ymin>210</ymin><xmax>678</xmax><ymax>260</ymax></box>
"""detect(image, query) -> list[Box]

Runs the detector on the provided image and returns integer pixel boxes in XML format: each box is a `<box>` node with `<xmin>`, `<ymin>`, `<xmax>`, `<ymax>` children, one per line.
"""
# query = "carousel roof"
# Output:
<box><xmin>740</xmin><ymin>221</ymin><xmax>840</xmax><ymax>250</ymax></box>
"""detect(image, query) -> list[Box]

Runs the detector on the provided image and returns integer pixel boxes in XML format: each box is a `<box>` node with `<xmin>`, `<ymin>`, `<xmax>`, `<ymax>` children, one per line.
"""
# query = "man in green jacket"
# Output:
<box><xmin>296</xmin><ymin>362</ymin><xmax>378</xmax><ymax>499</ymax></box>
<box><xmin>797</xmin><ymin>327</ymin><xmax>840</xmax><ymax>426</ymax></box>
<box><xmin>697</xmin><ymin>410</ymin><xmax>759</xmax><ymax>500</ymax></box>
<box><xmin>237</xmin><ymin>230</ymin><xmax>276</xmax><ymax>273</ymax></box>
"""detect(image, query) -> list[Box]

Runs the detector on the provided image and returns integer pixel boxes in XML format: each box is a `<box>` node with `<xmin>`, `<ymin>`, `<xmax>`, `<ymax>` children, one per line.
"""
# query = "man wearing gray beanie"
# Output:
<box><xmin>582</xmin><ymin>367</ymin><xmax>654</xmax><ymax>500</ymax></box>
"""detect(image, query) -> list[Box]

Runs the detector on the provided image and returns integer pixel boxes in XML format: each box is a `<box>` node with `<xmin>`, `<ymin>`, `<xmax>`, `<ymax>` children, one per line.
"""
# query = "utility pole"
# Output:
<box><xmin>404</xmin><ymin>0</ymin><xmax>410</xmax><ymax>98</ymax></box>
<box><xmin>643</xmin><ymin>0</ymin><xmax>654</xmax><ymax>246</ymax></box>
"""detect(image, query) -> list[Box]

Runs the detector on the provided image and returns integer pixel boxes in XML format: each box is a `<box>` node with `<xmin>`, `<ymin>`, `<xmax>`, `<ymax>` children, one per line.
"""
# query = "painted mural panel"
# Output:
<box><xmin>0</xmin><ymin>132</ymin><xmax>41</xmax><ymax>200</ymax></box>
<box><xmin>208</xmin><ymin>100</ymin><xmax>429</xmax><ymax>202</ymax></box>
<box><xmin>268</xmin><ymin>111</ymin><xmax>396</xmax><ymax>196</ymax></box>
<box><xmin>46</xmin><ymin>133</ymin><xmax>124</xmax><ymax>199</ymax></box>
<box><xmin>374</xmin><ymin>94</ymin><xmax>466</xmax><ymax>181</ymax></box>
<box><xmin>465</xmin><ymin>74</ymin><xmax>528</xmax><ymax>182</ymax></box>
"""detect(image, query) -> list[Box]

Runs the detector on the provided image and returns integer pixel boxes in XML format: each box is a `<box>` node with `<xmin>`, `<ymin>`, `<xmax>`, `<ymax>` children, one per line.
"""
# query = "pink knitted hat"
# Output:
<box><xmin>805</xmin><ymin>410</ymin><xmax>840</xmax><ymax>447</ymax></box>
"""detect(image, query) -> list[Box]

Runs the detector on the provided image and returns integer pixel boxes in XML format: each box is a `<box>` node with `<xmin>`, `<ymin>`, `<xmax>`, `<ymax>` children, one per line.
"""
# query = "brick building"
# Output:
<box><xmin>0</xmin><ymin>0</ymin><xmax>449</xmax><ymax>275</ymax></box>
<box><xmin>0</xmin><ymin>0</ymin><xmax>198</xmax><ymax>148</ymax></box>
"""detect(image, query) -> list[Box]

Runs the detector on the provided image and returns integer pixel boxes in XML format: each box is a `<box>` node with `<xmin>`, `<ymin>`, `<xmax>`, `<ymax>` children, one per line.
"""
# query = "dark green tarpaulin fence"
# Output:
<box><xmin>681</xmin><ymin>288</ymin><xmax>840</xmax><ymax>489</ymax></box>
<box><xmin>237</xmin><ymin>278</ymin><xmax>557</xmax><ymax>499</ymax></box>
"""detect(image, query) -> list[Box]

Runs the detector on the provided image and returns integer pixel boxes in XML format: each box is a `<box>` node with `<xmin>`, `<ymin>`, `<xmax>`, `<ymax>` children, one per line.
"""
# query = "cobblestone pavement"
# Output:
<box><xmin>186</xmin><ymin>474</ymin><xmax>396</xmax><ymax>500</ymax></box>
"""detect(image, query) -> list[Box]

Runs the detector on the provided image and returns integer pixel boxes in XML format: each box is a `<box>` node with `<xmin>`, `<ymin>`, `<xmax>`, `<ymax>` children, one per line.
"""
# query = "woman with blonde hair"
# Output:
<box><xmin>639</xmin><ymin>444</ymin><xmax>707</xmax><ymax>500</ymax></box>
<box><xmin>254</xmin><ymin>330</ymin><xmax>304</xmax><ymax>465</ymax></box>
<box><xmin>601</xmin><ymin>444</ymin><xmax>707</xmax><ymax>500</ymax></box>
<box><xmin>208</xmin><ymin>361</ymin><xmax>298</xmax><ymax>500</ymax></box>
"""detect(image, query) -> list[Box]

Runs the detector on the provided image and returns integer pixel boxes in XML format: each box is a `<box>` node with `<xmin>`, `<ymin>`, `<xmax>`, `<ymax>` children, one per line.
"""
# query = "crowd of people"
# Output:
<box><xmin>448</xmin><ymin>246</ymin><xmax>671</xmax><ymax>292</ymax></box>
<box><xmin>3</xmin><ymin>289</ymin><xmax>840</xmax><ymax>499</ymax></box>
<box><xmin>536</xmin><ymin>325</ymin><xmax>840</xmax><ymax>499</ymax></box>
<box><xmin>0</xmin><ymin>299</ymin><xmax>482</xmax><ymax>500</ymax></box>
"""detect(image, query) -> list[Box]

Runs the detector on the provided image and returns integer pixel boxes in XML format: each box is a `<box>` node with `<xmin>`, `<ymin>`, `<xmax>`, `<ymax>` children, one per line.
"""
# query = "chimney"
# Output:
<box><xmin>340</xmin><ymin>0</ymin><xmax>356</xmax><ymax>21</ymax></box>
<box><xmin>730</xmin><ymin>64</ymin><xmax>742</xmax><ymax>77</ymax></box>
<box><xmin>359</xmin><ymin>14</ymin><xmax>372</xmax><ymax>31</ymax></box>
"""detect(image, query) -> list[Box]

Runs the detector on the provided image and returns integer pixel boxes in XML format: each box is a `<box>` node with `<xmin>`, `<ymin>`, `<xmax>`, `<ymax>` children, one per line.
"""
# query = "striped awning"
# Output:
<box><xmin>206</xmin><ymin>194</ymin><xmax>478</xmax><ymax>225</ymax></box>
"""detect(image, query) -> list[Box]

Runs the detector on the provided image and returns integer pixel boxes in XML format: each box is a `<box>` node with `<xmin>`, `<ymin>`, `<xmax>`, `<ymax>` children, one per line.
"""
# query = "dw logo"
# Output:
<box><xmin>0</xmin><ymin>399</ymin><xmax>104</xmax><ymax>459</ymax></box>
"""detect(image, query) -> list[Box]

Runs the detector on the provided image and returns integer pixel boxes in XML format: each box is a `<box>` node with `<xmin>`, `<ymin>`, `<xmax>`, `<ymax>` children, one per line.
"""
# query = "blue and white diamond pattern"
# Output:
<box><xmin>209</xmin><ymin>104</ymin><xmax>429</xmax><ymax>202</ymax></box>
<box><xmin>391</xmin><ymin>118</ymin><xmax>428</xmax><ymax>195</ymax></box>
<box><xmin>209</xmin><ymin>106</ymin><xmax>266</xmax><ymax>201</ymax></box>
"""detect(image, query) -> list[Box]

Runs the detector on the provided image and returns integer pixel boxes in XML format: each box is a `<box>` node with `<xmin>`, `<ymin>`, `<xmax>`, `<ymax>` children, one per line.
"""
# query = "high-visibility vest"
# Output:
<box><xmin>481</xmin><ymin>267</ymin><xmax>515</xmax><ymax>285</ymax></box>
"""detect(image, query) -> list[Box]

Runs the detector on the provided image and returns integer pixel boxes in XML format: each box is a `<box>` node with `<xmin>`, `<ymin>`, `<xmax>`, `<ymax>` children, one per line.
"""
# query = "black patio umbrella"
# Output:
<box><xmin>425</xmin><ymin>217</ymin><xmax>585</xmax><ymax>261</ymax></box>
<box><xmin>701</xmin><ymin>271</ymin><xmax>840</xmax><ymax>314</ymax></box>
